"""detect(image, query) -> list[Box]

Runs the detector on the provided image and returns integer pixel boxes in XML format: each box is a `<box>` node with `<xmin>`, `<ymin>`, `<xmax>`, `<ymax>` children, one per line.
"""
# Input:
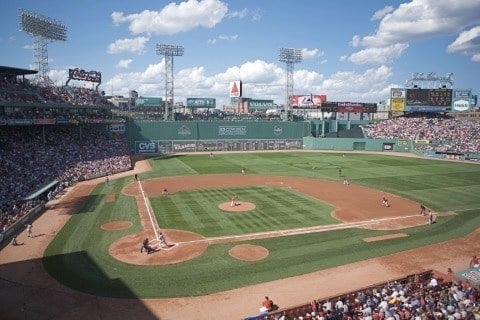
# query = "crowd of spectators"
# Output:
<box><xmin>262</xmin><ymin>272</ymin><xmax>479</xmax><ymax>320</ymax></box>
<box><xmin>362</xmin><ymin>115</ymin><xmax>480</xmax><ymax>155</ymax></box>
<box><xmin>0</xmin><ymin>109</ymin><xmax>121</xmax><ymax>122</ymax></box>
<box><xmin>0</xmin><ymin>77</ymin><xmax>114</xmax><ymax>107</ymax></box>
<box><xmin>0</xmin><ymin>125</ymin><xmax>131</xmax><ymax>234</ymax></box>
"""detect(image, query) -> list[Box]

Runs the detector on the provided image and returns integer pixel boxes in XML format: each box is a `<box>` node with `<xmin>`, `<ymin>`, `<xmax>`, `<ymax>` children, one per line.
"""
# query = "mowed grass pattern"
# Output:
<box><xmin>150</xmin><ymin>186</ymin><xmax>336</xmax><ymax>237</ymax></box>
<box><xmin>44</xmin><ymin>152</ymin><xmax>480</xmax><ymax>298</ymax></box>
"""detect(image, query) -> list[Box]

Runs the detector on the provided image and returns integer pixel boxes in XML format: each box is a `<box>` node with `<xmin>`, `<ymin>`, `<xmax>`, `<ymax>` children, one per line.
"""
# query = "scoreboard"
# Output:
<box><xmin>391</xmin><ymin>88</ymin><xmax>471</xmax><ymax>112</ymax></box>
<box><xmin>405</xmin><ymin>88</ymin><xmax>453</xmax><ymax>111</ymax></box>
<box><xmin>428</xmin><ymin>89</ymin><xmax>452</xmax><ymax>106</ymax></box>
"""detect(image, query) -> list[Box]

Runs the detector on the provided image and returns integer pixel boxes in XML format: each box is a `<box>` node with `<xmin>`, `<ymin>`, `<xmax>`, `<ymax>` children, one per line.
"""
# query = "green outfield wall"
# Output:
<box><xmin>127</xmin><ymin>121</ymin><xmax>310</xmax><ymax>153</ymax></box>
<box><xmin>302</xmin><ymin>136</ymin><xmax>411</xmax><ymax>152</ymax></box>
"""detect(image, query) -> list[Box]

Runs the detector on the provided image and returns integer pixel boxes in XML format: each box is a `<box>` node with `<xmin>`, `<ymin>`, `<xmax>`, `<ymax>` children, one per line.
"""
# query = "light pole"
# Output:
<box><xmin>19</xmin><ymin>9</ymin><xmax>67</xmax><ymax>86</ymax></box>
<box><xmin>156</xmin><ymin>44</ymin><xmax>184</xmax><ymax>121</ymax></box>
<box><xmin>279</xmin><ymin>48</ymin><xmax>302</xmax><ymax>120</ymax></box>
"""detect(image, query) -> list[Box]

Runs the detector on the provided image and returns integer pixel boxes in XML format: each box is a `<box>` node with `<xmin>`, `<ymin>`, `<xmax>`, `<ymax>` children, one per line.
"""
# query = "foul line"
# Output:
<box><xmin>137</xmin><ymin>180</ymin><xmax>160</xmax><ymax>241</ymax></box>
<box><xmin>175</xmin><ymin>213</ymin><xmax>432</xmax><ymax>246</ymax></box>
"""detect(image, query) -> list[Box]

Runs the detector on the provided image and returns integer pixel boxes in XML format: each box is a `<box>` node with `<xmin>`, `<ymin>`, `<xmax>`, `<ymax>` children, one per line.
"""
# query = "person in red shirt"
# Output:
<box><xmin>470</xmin><ymin>255</ymin><xmax>479</xmax><ymax>268</ymax></box>
<box><xmin>260</xmin><ymin>296</ymin><xmax>272</xmax><ymax>312</ymax></box>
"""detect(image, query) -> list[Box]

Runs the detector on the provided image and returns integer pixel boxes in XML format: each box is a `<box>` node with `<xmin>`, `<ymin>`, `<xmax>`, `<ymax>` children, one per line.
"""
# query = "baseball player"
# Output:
<box><xmin>382</xmin><ymin>197</ymin><xmax>390</xmax><ymax>207</ymax></box>
<box><xmin>420</xmin><ymin>204</ymin><xmax>426</xmax><ymax>216</ymax></box>
<box><xmin>230</xmin><ymin>195</ymin><xmax>237</xmax><ymax>207</ymax></box>
<box><xmin>26</xmin><ymin>224</ymin><xmax>33</xmax><ymax>237</ymax></box>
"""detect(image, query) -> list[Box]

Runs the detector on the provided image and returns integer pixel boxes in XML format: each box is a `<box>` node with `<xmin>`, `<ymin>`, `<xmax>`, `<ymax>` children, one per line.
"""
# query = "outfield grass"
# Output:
<box><xmin>44</xmin><ymin>152</ymin><xmax>480</xmax><ymax>298</ymax></box>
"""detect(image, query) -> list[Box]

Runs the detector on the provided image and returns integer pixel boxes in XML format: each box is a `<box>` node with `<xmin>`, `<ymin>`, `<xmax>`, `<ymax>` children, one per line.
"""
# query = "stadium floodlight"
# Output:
<box><xmin>19</xmin><ymin>9</ymin><xmax>67</xmax><ymax>86</ymax></box>
<box><xmin>156</xmin><ymin>44</ymin><xmax>184</xmax><ymax>121</ymax></box>
<box><xmin>279</xmin><ymin>48</ymin><xmax>302</xmax><ymax>117</ymax></box>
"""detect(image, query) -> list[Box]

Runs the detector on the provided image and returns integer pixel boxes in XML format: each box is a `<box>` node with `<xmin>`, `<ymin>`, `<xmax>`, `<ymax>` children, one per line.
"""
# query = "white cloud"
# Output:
<box><xmin>48</xmin><ymin>69</ymin><xmax>68</xmax><ymax>85</ymax></box>
<box><xmin>251</xmin><ymin>8</ymin><xmax>261</xmax><ymax>21</ymax></box>
<box><xmin>226</xmin><ymin>8</ymin><xmax>248</xmax><ymax>19</ymax></box>
<box><xmin>23</xmin><ymin>44</ymin><xmax>33</xmax><ymax>50</ymax></box>
<box><xmin>111</xmin><ymin>11</ymin><xmax>127</xmax><ymax>26</ymax></box>
<box><xmin>371</xmin><ymin>5</ymin><xmax>393</xmax><ymax>21</ymax></box>
<box><xmin>101</xmin><ymin>59</ymin><xmax>394</xmax><ymax>106</ymax></box>
<box><xmin>103</xmin><ymin>61</ymin><xmax>165</xmax><ymax>97</ymax></box>
<box><xmin>107</xmin><ymin>37</ymin><xmax>149</xmax><ymax>54</ymax></box>
<box><xmin>218</xmin><ymin>34</ymin><xmax>238</xmax><ymax>41</ymax></box>
<box><xmin>447</xmin><ymin>26</ymin><xmax>480</xmax><ymax>62</ymax></box>
<box><xmin>320</xmin><ymin>65</ymin><xmax>393</xmax><ymax>101</ymax></box>
<box><xmin>348</xmin><ymin>43</ymin><xmax>409</xmax><ymax>65</ymax></box>
<box><xmin>208</xmin><ymin>34</ymin><xmax>238</xmax><ymax>44</ymax></box>
<box><xmin>116</xmin><ymin>59</ymin><xmax>133</xmax><ymax>69</ymax></box>
<box><xmin>301</xmin><ymin>48</ymin><xmax>323</xmax><ymax>59</ymax></box>
<box><xmin>360</xmin><ymin>0</ymin><xmax>480</xmax><ymax>47</ymax></box>
<box><xmin>339</xmin><ymin>55</ymin><xmax>347</xmax><ymax>62</ymax></box>
<box><xmin>350</xmin><ymin>35</ymin><xmax>361</xmax><ymax>48</ymax></box>
<box><xmin>111</xmin><ymin>0</ymin><xmax>229</xmax><ymax>35</ymax></box>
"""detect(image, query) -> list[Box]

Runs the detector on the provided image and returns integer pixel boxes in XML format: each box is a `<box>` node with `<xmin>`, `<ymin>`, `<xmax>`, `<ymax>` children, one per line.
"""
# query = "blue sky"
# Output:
<box><xmin>1</xmin><ymin>0</ymin><xmax>479</xmax><ymax>108</ymax></box>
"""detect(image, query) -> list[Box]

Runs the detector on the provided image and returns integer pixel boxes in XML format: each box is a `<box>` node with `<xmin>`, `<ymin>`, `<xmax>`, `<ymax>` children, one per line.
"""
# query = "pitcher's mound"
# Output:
<box><xmin>229</xmin><ymin>244</ymin><xmax>269</xmax><ymax>261</ymax></box>
<box><xmin>218</xmin><ymin>202</ymin><xmax>256</xmax><ymax>212</ymax></box>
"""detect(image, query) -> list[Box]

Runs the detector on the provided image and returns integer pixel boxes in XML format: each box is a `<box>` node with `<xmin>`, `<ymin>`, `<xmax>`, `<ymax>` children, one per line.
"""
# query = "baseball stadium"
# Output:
<box><xmin>2</xmin><ymin>7</ymin><xmax>480</xmax><ymax>320</ymax></box>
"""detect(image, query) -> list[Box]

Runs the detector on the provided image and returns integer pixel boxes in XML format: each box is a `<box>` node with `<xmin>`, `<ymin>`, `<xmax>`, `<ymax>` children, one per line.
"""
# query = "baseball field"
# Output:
<box><xmin>2</xmin><ymin>151</ymin><xmax>480</xmax><ymax>319</ymax></box>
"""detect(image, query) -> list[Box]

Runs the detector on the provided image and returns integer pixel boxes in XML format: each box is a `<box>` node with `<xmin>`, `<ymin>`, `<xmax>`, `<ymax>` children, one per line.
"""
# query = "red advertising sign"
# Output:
<box><xmin>34</xmin><ymin>118</ymin><xmax>56</xmax><ymax>125</ymax></box>
<box><xmin>337</xmin><ymin>102</ymin><xmax>363</xmax><ymax>113</ymax></box>
<box><xmin>291</xmin><ymin>95</ymin><xmax>326</xmax><ymax>108</ymax></box>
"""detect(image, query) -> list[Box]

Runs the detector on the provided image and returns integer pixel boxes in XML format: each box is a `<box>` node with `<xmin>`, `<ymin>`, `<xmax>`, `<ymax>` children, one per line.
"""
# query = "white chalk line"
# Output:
<box><xmin>137</xmin><ymin>180</ymin><xmax>160</xmax><ymax>242</ymax></box>
<box><xmin>174</xmin><ymin>213</ymin><xmax>433</xmax><ymax>246</ymax></box>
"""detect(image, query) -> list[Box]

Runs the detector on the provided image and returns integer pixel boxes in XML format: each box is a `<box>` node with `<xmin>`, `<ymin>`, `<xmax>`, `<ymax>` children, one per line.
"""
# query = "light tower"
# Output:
<box><xmin>19</xmin><ymin>9</ymin><xmax>67</xmax><ymax>86</ymax></box>
<box><xmin>156</xmin><ymin>44</ymin><xmax>184</xmax><ymax>121</ymax></box>
<box><xmin>279</xmin><ymin>48</ymin><xmax>302</xmax><ymax>118</ymax></box>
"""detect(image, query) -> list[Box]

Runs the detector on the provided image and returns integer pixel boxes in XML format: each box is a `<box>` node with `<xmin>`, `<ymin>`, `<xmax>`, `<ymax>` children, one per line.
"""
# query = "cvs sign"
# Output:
<box><xmin>136</xmin><ymin>141</ymin><xmax>157</xmax><ymax>154</ymax></box>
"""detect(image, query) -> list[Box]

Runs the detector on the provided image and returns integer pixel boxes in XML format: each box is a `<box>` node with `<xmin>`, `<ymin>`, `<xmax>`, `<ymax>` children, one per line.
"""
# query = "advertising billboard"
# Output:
<box><xmin>68</xmin><ymin>68</ymin><xmax>102</xmax><ymax>83</ymax></box>
<box><xmin>135</xmin><ymin>141</ymin><xmax>157</xmax><ymax>154</ymax></box>
<box><xmin>135</xmin><ymin>97</ymin><xmax>163</xmax><ymax>108</ymax></box>
<box><xmin>186</xmin><ymin>98</ymin><xmax>216</xmax><ymax>108</ymax></box>
<box><xmin>337</xmin><ymin>102</ymin><xmax>363</xmax><ymax>113</ymax></box>
<box><xmin>291</xmin><ymin>94</ymin><xmax>326</xmax><ymax>108</ymax></box>
<box><xmin>248</xmin><ymin>99</ymin><xmax>274</xmax><ymax>110</ymax></box>
<box><xmin>391</xmin><ymin>98</ymin><xmax>405</xmax><ymax>111</ymax></box>
<box><xmin>452</xmin><ymin>89</ymin><xmax>471</xmax><ymax>112</ymax></box>
<box><xmin>229</xmin><ymin>81</ymin><xmax>242</xmax><ymax>98</ymax></box>
<box><xmin>391</xmin><ymin>89</ymin><xmax>406</xmax><ymax>99</ymax></box>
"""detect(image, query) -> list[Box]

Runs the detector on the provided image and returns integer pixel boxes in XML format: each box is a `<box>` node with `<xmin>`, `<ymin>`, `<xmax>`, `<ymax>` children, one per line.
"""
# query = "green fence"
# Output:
<box><xmin>302</xmin><ymin>136</ymin><xmax>411</xmax><ymax>152</ymax></box>
<box><xmin>128</xmin><ymin>121</ymin><xmax>310</xmax><ymax>153</ymax></box>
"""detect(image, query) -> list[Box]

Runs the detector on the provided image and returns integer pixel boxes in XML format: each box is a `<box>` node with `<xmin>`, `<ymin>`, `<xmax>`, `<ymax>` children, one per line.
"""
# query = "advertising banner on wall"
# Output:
<box><xmin>452</xmin><ymin>89</ymin><xmax>471</xmax><ymax>112</ymax></box>
<box><xmin>186</xmin><ymin>98</ymin><xmax>216</xmax><ymax>108</ymax></box>
<box><xmin>247</xmin><ymin>99</ymin><xmax>274</xmax><ymax>110</ymax></box>
<box><xmin>107</xmin><ymin>123</ymin><xmax>126</xmax><ymax>133</ymax></box>
<box><xmin>337</xmin><ymin>102</ymin><xmax>363</xmax><ymax>113</ymax></box>
<box><xmin>34</xmin><ymin>119</ymin><xmax>56</xmax><ymax>125</ymax></box>
<box><xmin>291</xmin><ymin>94</ymin><xmax>326</xmax><ymax>108</ymax></box>
<box><xmin>391</xmin><ymin>89</ymin><xmax>406</xmax><ymax>99</ymax></box>
<box><xmin>135</xmin><ymin>97</ymin><xmax>163</xmax><ymax>108</ymax></box>
<box><xmin>391</xmin><ymin>98</ymin><xmax>405</xmax><ymax>111</ymax></box>
<box><xmin>135</xmin><ymin>141</ymin><xmax>157</xmax><ymax>154</ymax></box>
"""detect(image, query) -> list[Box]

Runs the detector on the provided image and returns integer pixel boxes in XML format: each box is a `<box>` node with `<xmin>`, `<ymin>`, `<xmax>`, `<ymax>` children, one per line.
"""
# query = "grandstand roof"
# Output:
<box><xmin>0</xmin><ymin>66</ymin><xmax>38</xmax><ymax>76</ymax></box>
